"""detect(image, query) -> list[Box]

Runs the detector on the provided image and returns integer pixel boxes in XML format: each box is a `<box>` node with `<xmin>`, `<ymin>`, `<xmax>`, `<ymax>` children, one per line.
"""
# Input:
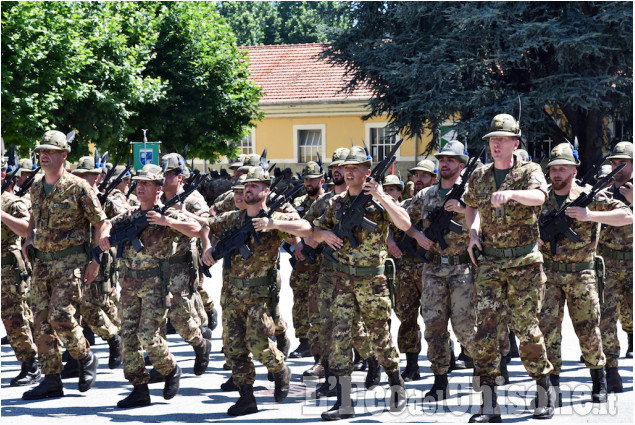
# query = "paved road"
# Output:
<box><xmin>1</xmin><ymin>251</ymin><xmax>632</xmax><ymax>423</ymax></box>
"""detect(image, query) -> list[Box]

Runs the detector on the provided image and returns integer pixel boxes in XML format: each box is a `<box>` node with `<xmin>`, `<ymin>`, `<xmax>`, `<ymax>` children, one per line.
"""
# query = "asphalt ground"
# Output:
<box><xmin>1</xmin><ymin>251</ymin><xmax>633</xmax><ymax>424</ymax></box>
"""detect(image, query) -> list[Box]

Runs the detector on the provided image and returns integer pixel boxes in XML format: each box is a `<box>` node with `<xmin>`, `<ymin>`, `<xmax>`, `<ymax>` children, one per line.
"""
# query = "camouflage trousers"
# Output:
<box><xmin>540</xmin><ymin>269</ymin><xmax>606</xmax><ymax>375</ymax></box>
<box><xmin>395</xmin><ymin>261</ymin><xmax>424</xmax><ymax>354</ymax></box>
<box><xmin>600</xmin><ymin>256</ymin><xmax>634</xmax><ymax>368</ymax></box>
<box><xmin>167</xmin><ymin>264</ymin><xmax>203</xmax><ymax>347</ymax></box>
<box><xmin>421</xmin><ymin>263</ymin><xmax>476</xmax><ymax>375</ymax></box>
<box><xmin>314</xmin><ymin>265</ymin><xmax>373</xmax><ymax>367</ymax></box>
<box><xmin>473</xmin><ymin>262</ymin><xmax>553</xmax><ymax>387</ymax></box>
<box><xmin>120</xmin><ymin>275</ymin><xmax>175</xmax><ymax>386</ymax></box>
<box><xmin>1</xmin><ymin>261</ymin><xmax>37</xmax><ymax>362</ymax></box>
<box><xmin>330</xmin><ymin>270</ymin><xmax>399</xmax><ymax>377</ymax></box>
<box><xmin>80</xmin><ymin>278</ymin><xmax>119</xmax><ymax>342</ymax></box>
<box><xmin>289</xmin><ymin>262</ymin><xmax>319</xmax><ymax>340</ymax></box>
<box><xmin>223</xmin><ymin>284</ymin><xmax>285</xmax><ymax>386</ymax></box>
<box><xmin>31</xmin><ymin>253</ymin><xmax>91</xmax><ymax>375</ymax></box>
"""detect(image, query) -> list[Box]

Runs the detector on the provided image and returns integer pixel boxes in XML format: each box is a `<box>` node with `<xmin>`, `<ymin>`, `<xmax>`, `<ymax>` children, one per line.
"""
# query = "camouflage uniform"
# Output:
<box><xmin>1</xmin><ymin>192</ymin><xmax>37</xmax><ymax>362</ymax></box>
<box><xmin>599</xmin><ymin>181</ymin><xmax>633</xmax><ymax>368</ymax></box>
<box><xmin>208</xmin><ymin>209</ymin><xmax>294</xmax><ymax>386</ymax></box>
<box><xmin>464</xmin><ymin>153</ymin><xmax>553</xmax><ymax>386</ymax></box>
<box><xmin>538</xmin><ymin>184</ymin><xmax>628</xmax><ymax>374</ymax></box>
<box><xmin>407</xmin><ymin>183</ymin><xmax>475</xmax><ymax>374</ymax></box>
<box><xmin>314</xmin><ymin>191</ymin><xmax>400</xmax><ymax>377</ymax></box>
<box><xmin>29</xmin><ymin>171</ymin><xmax>106</xmax><ymax>374</ymax></box>
<box><xmin>213</xmin><ymin>190</ymin><xmax>236</xmax><ymax>215</ymax></box>
<box><xmin>112</xmin><ymin>206</ymin><xmax>193</xmax><ymax>385</ymax></box>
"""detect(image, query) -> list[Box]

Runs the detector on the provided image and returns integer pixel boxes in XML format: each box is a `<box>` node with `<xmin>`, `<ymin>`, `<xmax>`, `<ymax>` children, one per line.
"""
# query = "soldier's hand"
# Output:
<box><xmin>304</xmin><ymin>234</ymin><xmax>319</xmax><ymax>248</ymax></box>
<box><xmin>322</xmin><ymin>230</ymin><xmax>344</xmax><ymax>251</ymax></box>
<box><xmin>84</xmin><ymin>260</ymin><xmax>99</xmax><ymax>284</ymax></box>
<box><xmin>387</xmin><ymin>239</ymin><xmax>403</xmax><ymax>259</ymax></box>
<box><xmin>99</xmin><ymin>236</ymin><xmax>112</xmax><ymax>252</ymax></box>
<box><xmin>491</xmin><ymin>190</ymin><xmax>514</xmax><ymax>207</ymax></box>
<box><xmin>537</xmin><ymin>239</ymin><xmax>545</xmax><ymax>249</ymax></box>
<box><xmin>253</xmin><ymin>217</ymin><xmax>273</xmax><ymax>232</ymax></box>
<box><xmin>21</xmin><ymin>238</ymin><xmax>34</xmax><ymax>261</ymax></box>
<box><xmin>363</xmin><ymin>178</ymin><xmax>384</xmax><ymax>200</ymax></box>
<box><xmin>619</xmin><ymin>182</ymin><xmax>633</xmax><ymax>204</ymax></box>
<box><xmin>444</xmin><ymin>199</ymin><xmax>466</xmax><ymax>213</ymax></box>
<box><xmin>147</xmin><ymin>210</ymin><xmax>169</xmax><ymax>226</ymax></box>
<box><xmin>467</xmin><ymin>235</ymin><xmax>482</xmax><ymax>266</ymax></box>
<box><xmin>202</xmin><ymin>248</ymin><xmax>216</xmax><ymax>267</ymax></box>
<box><xmin>415</xmin><ymin>232</ymin><xmax>434</xmax><ymax>250</ymax></box>
<box><xmin>565</xmin><ymin>206</ymin><xmax>592</xmax><ymax>221</ymax></box>
<box><xmin>294</xmin><ymin>241</ymin><xmax>306</xmax><ymax>261</ymax></box>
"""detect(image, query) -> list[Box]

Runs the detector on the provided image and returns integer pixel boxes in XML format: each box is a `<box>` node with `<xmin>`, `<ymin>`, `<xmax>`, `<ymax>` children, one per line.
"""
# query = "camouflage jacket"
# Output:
<box><xmin>213</xmin><ymin>190</ymin><xmax>235</xmax><ymax>214</ymax></box>
<box><xmin>30</xmin><ymin>171</ymin><xmax>106</xmax><ymax>252</ymax></box>
<box><xmin>293</xmin><ymin>193</ymin><xmax>318</xmax><ymax>218</ymax></box>
<box><xmin>407</xmin><ymin>182</ymin><xmax>470</xmax><ymax>257</ymax></box>
<box><xmin>464</xmin><ymin>153</ymin><xmax>548</xmax><ymax>268</ymax></box>
<box><xmin>599</xmin><ymin>181</ymin><xmax>633</xmax><ymax>252</ymax></box>
<box><xmin>314</xmin><ymin>191</ymin><xmax>396</xmax><ymax>267</ymax></box>
<box><xmin>540</xmin><ymin>183</ymin><xmax>629</xmax><ymax>263</ymax></box>
<box><xmin>110</xmin><ymin>205</ymin><xmax>192</xmax><ymax>270</ymax></box>
<box><xmin>103</xmin><ymin>188</ymin><xmax>132</xmax><ymax>219</ymax></box>
<box><xmin>389</xmin><ymin>197</ymin><xmax>420</xmax><ymax>261</ymax></box>
<box><xmin>1</xmin><ymin>192</ymin><xmax>30</xmax><ymax>255</ymax></box>
<box><xmin>303</xmin><ymin>190</ymin><xmax>335</xmax><ymax>224</ymax></box>
<box><xmin>160</xmin><ymin>189</ymin><xmax>209</xmax><ymax>255</ymax></box>
<box><xmin>208</xmin><ymin>209</ymin><xmax>295</xmax><ymax>279</ymax></box>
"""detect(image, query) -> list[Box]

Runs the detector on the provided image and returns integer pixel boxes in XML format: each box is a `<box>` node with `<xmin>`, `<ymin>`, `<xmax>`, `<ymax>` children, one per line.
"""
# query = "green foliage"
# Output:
<box><xmin>217</xmin><ymin>1</ymin><xmax>351</xmax><ymax>45</ymax></box>
<box><xmin>1</xmin><ymin>1</ymin><xmax>262</xmax><ymax>162</ymax></box>
<box><xmin>325</xmin><ymin>1</ymin><xmax>632</xmax><ymax>172</ymax></box>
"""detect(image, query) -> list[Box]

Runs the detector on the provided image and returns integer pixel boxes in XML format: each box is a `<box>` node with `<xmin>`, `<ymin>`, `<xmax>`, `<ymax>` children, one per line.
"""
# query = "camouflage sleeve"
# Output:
<box><xmin>592</xmin><ymin>189</ymin><xmax>632</xmax><ymax>212</ymax></box>
<box><xmin>214</xmin><ymin>192</ymin><xmax>235</xmax><ymax>214</ymax></box>
<box><xmin>525</xmin><ymin>162</ymin><xmax>548</xmax><ymax>196</ymax></box>
<box><xmin>78</xmin><ymin>180</ymin><xmax>107</xmax><ymax>225</ymax></box>
<box><xmin>186</xmin><ymin>191</ymin><xmax>210</xmax><ymax>218</ymax></box>
<box><xmin>164</xmin><ymin>207</ymin><xmax>196</xmax><ymax>241</ymax></box>
<box><xmin>464</xmin><ymin>171</ymin><xmax>478</xmax><ymax>208</ymax></box>
<box><xmin>9</xmin><ymin>197</ymin><xmax>30</xmax><ymax>221</ymax></box>
<box><xmin>277</xmin><ymin>201</ymin><xmax>299</xmax><ymax>217</ymax></box>
<box><xmin>270</xmin><ymin>210</ymin><xmax>297</xmax><ymax>239</ymax></box>
<box><xmin>406</xmin><ymin>187</ymin><xmax>427</xmax><ymax>223</ymax></box>
<box><xmin>207</xmin><ymin>211</ymin><xmax>233</xmax><ymax>239</ymax></box>
<box><xmin>313</xmin><ymin>199</ymin><xmax>335</xmax><ymax>231</ymax></box>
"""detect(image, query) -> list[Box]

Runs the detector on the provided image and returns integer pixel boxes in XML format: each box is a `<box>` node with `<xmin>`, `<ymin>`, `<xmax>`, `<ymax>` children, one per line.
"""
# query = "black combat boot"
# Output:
<box><xmin>107</xmin><ymin>335</ymin><xmax>122</xmax><ymax>369</ymax></box>
<box><xmin>117</xmin><ymin>384</ymin><xmax>151</xmax><ymax>408</ymax></box>
<box><xmin>590</xmin><ymin>368</ymin><xmax>607</xmax><ymax>403</ymax></box>
<box><xmin>60</xmin><ymin>357</ymin><xmax>80</xmax><ymax>379</ymax></box>
<box><xmin>352</xmin><ymin>348</ymin><xmax>366</xmax><ymax>371</ymax></box>
<box><xmin>1</xmin><ymin>335</ymin><xmax>9</xmax><ymax>345</ymax></box>
<box><xmin>78</xmin><ymin>350</ymin><xmax>99</xmax><ymax>392</ymax></box>
<box><xmin>456</xmin><ymin>346</ymin><xmax>474</xmax><ymax>369</ymax></box>
<box><xmin>22</xmin><ymin>374</ymin><xmax>64</xmax><ymax>400</ymax></box>
<box><xmin>387</xmin><ymin>370</ymin><xmax>407</xmax><ymax>412</ymax></box>
<box><xmin>221</xmin><ymin>375</ymin><xmax>239</xmax><ymax>392</ymax></box>
<box><xmin>468</xmin><ymin>385</ymin><xmax>501</xmax><ymax>423</ymax></box>
<box><xmin>550</xmin><ymin>374</ymin><xmax>562</xmax><ymax>407</ymax></box>
<box><xmin>321</xmin><ymin>376</ymin><xmax>355</xmax><ymax>421</ymax></box>
<box><xmin>273</xmin><ymin>364</ymin><xmax>291</xmax><ymax>402</ymax></box>
<box><xmin>227</xmin><ymin>384</ymin><xmax>258</xmax><ymax>416</ymax></box>
<box><xmin>499</xmin><ymin>358</ymin><xmax>510</xmax><ymax>385</ymax></box>
<box><xmin>83</xmin><ymin>326</ymin><xmax>95</xmax><ymax>346</ymax></box>
<box><xmin>148</xmin><ymin>368</ymin><xmax>165</xmax><ymax>383</ymax></box>
<box><xmin>166</xmin><ymin>318</ymin><xmax>177</xmax><ymax>334</ymax></box>
<box><xmin>626</xmin><ymin>333</ymin><xmax>633</xmax><ymax>359</ymax></box>
<box><xmin>424</xmin><ymin>373</ymin><xmax>450</xmax><ymax>401</ymax></box>
<box><xmin>364</xmin><ymin>356</ymin><xmax>381</xmax><ymax>389</ymax></box>
<box><xmin>304</xmin><ymin>355</ymin><xmax>325</xmax><ymax>378</ymax></box>
<box><xmin>290</xmin><ymin>338</ymin><xmax>313</xmax><ymax>358</ymax></box>
<box><xmin>276</xmin><ymin>331</ymin><xmax>291</xmax><ymax>359</ymax></box>
<box><xmin>11</xmin><ymin>357</ymin><xmax>41</xmax><ymax>387</ymax></box>
<box><xmin>199</xmin><ymin>326</ymin><xmax>212</xmax><ymax>340</ymax></box>
<box><xmin>193</xmin><ymin>338</ymin><xmax>212</xmax><ymax>375</ymax></box>
<box><xmin>312</xmin><ymin>364</ymin><xmax>337</xmax><ymax>398</ymax></box>
<box><xmin>401</xmin><ymin>352</ymin><xmax>421</xmax><ymax>382</ymax></box>
<box><xmin>532</xmin><ymin>376</ymin><xmax>557</xmax><ymax>419</ymax></box>
<box><xmin>508</xmin><ymin>331</ymin><xmax>520</xmax><ymax>358</ymax></box>
<box><xmin>449</xmin><ymin>339</ymin><xmax>457</xmax><ymax>372</ymax></box>
<box><xmin>605</xmin><ymin>367</ymin><xmax>623</xmax><ymax>393</ymax></box>
<box><xmin>208</xmin><ymin>308</ymin><xmax>218</xmax><ymax>331</ymax></box>
<box><xmin>163</xmin><ymin>364</ymin><xmax>181</xmax><ymax>400</ymax></box>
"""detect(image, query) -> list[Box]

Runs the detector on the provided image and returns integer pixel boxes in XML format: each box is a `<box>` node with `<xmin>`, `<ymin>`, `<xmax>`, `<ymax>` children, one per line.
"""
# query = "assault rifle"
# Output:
<box><xmin>403</xmin><ymin>143</ymin><xmax>487</xmax><ymax>261</ymax></box>
<box><xmin>15</xmin><ymin>152</ymin><xmax>40</xmax><ymax>197</ymax></box>
<box><xmin>321</xmin><ymin>138</ymin><xmax>404</xmax><ymax>264</ymax></box>
<box><xmin>125</xmin><ymin>181</ymin><xmax>137</xmax><ymax>199</ymax></box>
<box><xmin>97</xmin><ymin>160</ymin><xmax>132</xmax><ymax>204</ymax></box>
<box><xmin>97</xmin><ymin>155</ymin><xmax>122</xmax><ymax>193</ymax></box>
<box><xmin>539</xmin><ymin>162</ymin><xmax>625</xmax><ymax>255</ymax></box>
<box><xmin>1</xmin><ymin>145</ymin><xmax>19</xmax><ymax>194</ymax></box>
<box><xmin>202</xmin><ymin>182</ymin><xmax>305</xmax><ymax>275</ymax></box>
<box><xmin>92</xmin><ymin>174</ymin><xmax>209</xmax><ymax>263</ymax></box>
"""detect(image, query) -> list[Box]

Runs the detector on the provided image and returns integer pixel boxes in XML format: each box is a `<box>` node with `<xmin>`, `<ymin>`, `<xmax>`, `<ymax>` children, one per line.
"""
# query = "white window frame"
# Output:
<box><xmin>293</xmin><ymin>124</ymin><xmax>326</xmax><ymax>163</ymax></box>
<box><xmin>365</xmin><ymin>122</ymin><xmax>402</xmax><ymax>161</ymax></box>
<box><xmin>239</xmin><ymin>131</ymin><xmax>255</xmax><ymax>156</ymax></box>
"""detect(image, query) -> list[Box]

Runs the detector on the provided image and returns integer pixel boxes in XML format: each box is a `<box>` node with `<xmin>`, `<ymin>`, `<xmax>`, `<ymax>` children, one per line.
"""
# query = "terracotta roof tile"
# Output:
<box><xmin>242</xmin><ymin>43</ymin><xmax>373</xmax><ymax>104</ymax></box>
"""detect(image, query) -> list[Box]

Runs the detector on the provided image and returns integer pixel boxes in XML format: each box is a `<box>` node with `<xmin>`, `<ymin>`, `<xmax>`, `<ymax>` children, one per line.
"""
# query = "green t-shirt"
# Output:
<box><xmin>494</xmin><ymin>167</ymin><xmax>513</xmax><ymax>189</ymax></box>
<box><xmin>43</xmin><ymin>182</ymin><xmax>55</xmax><ymax>196</ymax></box>
<box><xmin>438</xmin><ymin>187</ymin><xmax>451</xmax><ymax>199</ymax></box>
<box><xmin>555</xmin><ymin>194</ymin><xmax>568</xmax><ymax>209</ymax></box>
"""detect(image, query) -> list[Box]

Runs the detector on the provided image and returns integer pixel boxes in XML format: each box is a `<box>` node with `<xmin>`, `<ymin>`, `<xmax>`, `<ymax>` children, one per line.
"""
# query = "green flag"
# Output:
<box><xmin>133</xmin><ymin>142</ymin><xmax>160</xmax><ymax>170</ymax></box>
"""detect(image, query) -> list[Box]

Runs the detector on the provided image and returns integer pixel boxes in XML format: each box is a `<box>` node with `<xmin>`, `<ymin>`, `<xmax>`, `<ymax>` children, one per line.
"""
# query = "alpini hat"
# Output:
<box><xmin>482</xmin><ymin>114</ymin><xmax>521</xmax><ymax>140</ymax></box>
<box><xmin>18</xmin><ymin>158</ymin><xmax>37</xmax><ymax>173</ymax></box>
<box><xmin>329</xmin><ymin>148</ymin><xmax>351</xmax><ymax>168</ymax></box>
<box><xmin>36</xmin><ymin>130</ymin><xmax>71</xmax><ymax>152</ymax></box>
<box><xmin>515</xmin><ymin>149</ymin><xmax>531</xmax><ymax>162</ymax></box>
<box><xmin>72</xmin><ymin>156</ymin><xmax>102</xmax><ymax>174</ymax></box>
<box><xmin>301</xmin><ymin>161</ymin><xmax>324</xmax><ymax>178</ymax></box>
<box><xmin>342</xmin><ymin>146</ymin><xmax>372</xmax><ymax>166</ymax></box>
<box><xmin>434</xmin><ymin>140</ymin><xmax>468</xmax><ymax>164</ymax></box>
<box><xmin>382</xmin><ymin>174</ymin><xmax>404</xmax><ymax>191</ymax></box>
<box><xmin>546</xmin><ymin>143</ymin><xmax>580</xmax><ymax>168</ymax></box>
<box><xmin>243</xmin><ymin>166</ymin><xmax>271</xmax><ymax>184</ymax></box>
<box><xmin>113</xmin><ymin>165</ymin><xmax>132</xmax><ymax>180</ymax></box>
<box><xmin>237</xmin><ymin>154</ymin><xmax>262</xmax><ymax>173</ymax></box>
<box><xmin>409</xmin><ymin>159</ymin><xmax>437</xmax><ymax>174</ymax></box>
<box><xmin>232</xmin><ymin>174</ymin><xmax>247</xmax><ymax>190</ymax></box>
<box><xmin>161</xmin><ymin>153</ymin><xmax>186</xmax><ymax>173</ymax></box>
<box><xmin>133</xmin><ymin>164</ymin><xmax>164</xmax><ymax>184</ymax></box>
<box><xmin>607</xmin><ymin>142</ymin><xmax>633</xmax><ymax>160</ymax></box>
<box><xmin>230</xmin><ymin>154</ymin><xmax>246</xmax><ymax>169</ymax></box>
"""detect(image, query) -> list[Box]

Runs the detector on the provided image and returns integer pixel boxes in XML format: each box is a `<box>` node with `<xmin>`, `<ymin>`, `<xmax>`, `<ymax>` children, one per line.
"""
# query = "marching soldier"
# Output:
<box><xmin>22</xmin><ymin>130</ymin><xmax>104</xmax><ymax>400</ymax></box>
<box><xmin>537</xmin><ymin>143</ymin><xmax>631</xmax><ymax>404</ymax></box>
<box><xmin>409</xmin><ymin>158</ymin><xmax>437</xmax><ymax>195</ymax></box>
<box><xmin>98</xmin><ymin>164</ymin><xmax>202</xmax><ymax>408</ymax></box>
<box><xmin>599</xmin><ymin>141</ymin><xmax>634</xmax><ymax>391</ymax></box>
<box><xmin>202</xmin><ymin>166</ymin><xmax>312</xmax><ymax>416</ymax></box>
<box><xmin>312</xmin><ymin>146</ymin><xmax>411</xmax><ymax>420</ymax></box>
<box><xmin>1</xmin><ymin>159</ymin><xmax>40</xmax><ymax>386</ymax></box>
<box><xmin>464</xmin><ymin>115</ymin><xmax>556</xmax><ymax>422</ymax></box>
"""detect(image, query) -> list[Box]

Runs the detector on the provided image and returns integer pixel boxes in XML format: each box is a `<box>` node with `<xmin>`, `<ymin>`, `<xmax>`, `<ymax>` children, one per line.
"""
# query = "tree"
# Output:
<box><xmin>325</xmin><ymin>1</ymin><xmax>633</xmax><ymax>173</ymax></box>
<box><xmin>1</xmin><ymin>1</ymin><xmax>163</xmax><ymax>160</ymax></box>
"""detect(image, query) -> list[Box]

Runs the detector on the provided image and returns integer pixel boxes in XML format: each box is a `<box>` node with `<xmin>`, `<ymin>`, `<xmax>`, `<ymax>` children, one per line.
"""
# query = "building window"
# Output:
<box><xmin>369</xmin><ymin>126</ymin><xmax>398</xmax><ymax>161</ymax></box>
<box><xmin>298</xmin><ymin>129</ymin><xmax>322</xmax><ymax>163</ymax></box>
<box><xmin>240</xmin><ymin>133</ymin><xmax>254</xmax><ymax>155</ymax></box>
